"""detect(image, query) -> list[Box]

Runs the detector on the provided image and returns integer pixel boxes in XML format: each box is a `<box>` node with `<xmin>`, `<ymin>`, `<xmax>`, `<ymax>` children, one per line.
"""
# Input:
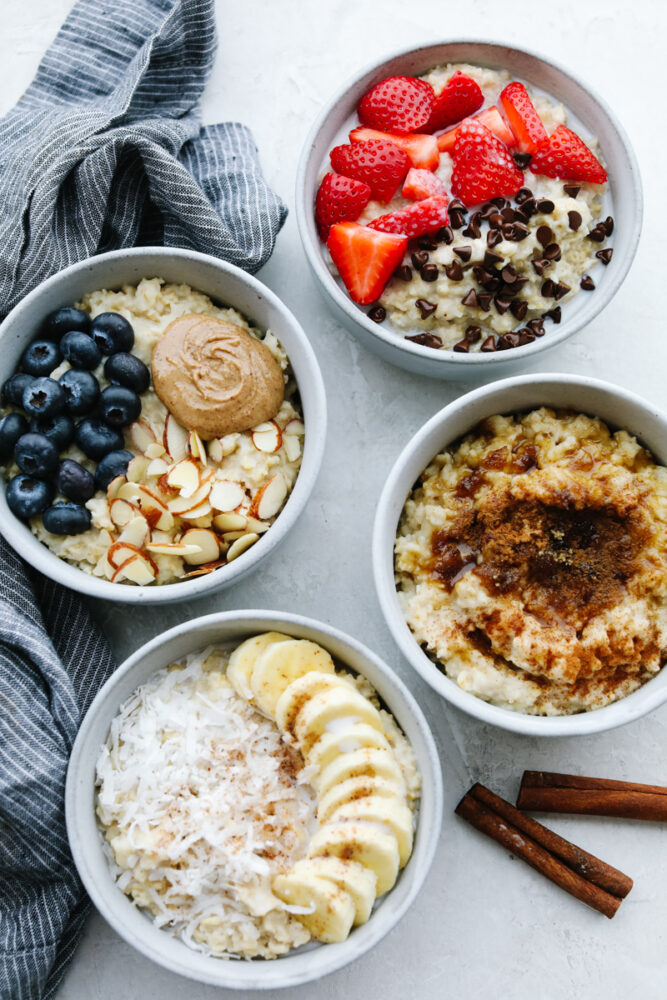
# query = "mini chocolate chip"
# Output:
<box><xmin>526</xmin><ymin>318</ymin><xmax>545</xmax><ymax>337</ymax></box>
<box><xmin>417</xmin><ymin>233</ymin><xmax>438</xmax><ymax>251</ymax></box>
<box><xmin>504</xmin><ymin>332</ymin><xmax>522</xmax><ymax>347</ymax></box>
<box><xmin>487</xmin><ymin>228</ymin><xmax>503</xmax><ymax>248</ymax></box>
<box><xmin>480</xmin><ymin>202</ymin><xmax>497</xmax><ymax>220</ymax></box>
<box><xmin>536</xmin><ymin>225</ymin><xmax>553</xmax><ymax>247</ymax></box>
<box><xmin>421</xmin><ymin>263</ymin><xmax>439</xmax><ymax>281</ymax></box>
<box><xmin>545</xmin><ymin>306</ymin><xmax>562</xmax><ymax>323</ymax></box>
<box><xmin>501</xmin><ymin>264</ymin><xmax>518</xmax><ymax>284</ymax></box>
<box><xmin>563</xmin><ymin>184</ymin><xmax>580</xmax><ymax>198</ymax></box>
<box><xmin>406</xmin><ymin>331</ymin><xmax>442</xmax><ymax>349</ymax></box>
<box><xmin>465</xmin><ymin>325</ymin><xmax>482</xmax><ymax>343</ymax></box>
<box><xmin>501</xmin><ymin>207</ymin><xmax>517</xmax><ymax>223</ymax></box>
<box><xmin>480</xmin><ymin>336</ymin><xmax>497</xmax><ymax>352</ymax></box>
<box><xmin>519</xmin><ymin>197</ymin><xmax>537</xmax><ymax>217</ymax></box>
<box><xmin>368</xmin><ymin>305</ymin><xmax>386</xmax><ymax>323</ymax></box>
<box><xmin>553</xmin><ymin>281</ymin><xmax>571</xmax><ymax>300</ymax></box>
<box><xmin>415</xmin><ymin>298</ymin><xmax>437</xmax><ymax>319</ymax></box>
<box><xmin>482</xmin><ymin>275</ymin><xmax>502</xmax><ymax>293</ymax></box>
<box><xmin>541</xmin><ymin>279</ymin><xmax>556</xmax><ymax>298</ymax></box>
<box><xmin>472</xmin><ymin>265</ymin><xmax>488</xmax><ymax>284</ymax></box>
<box><xmin>449</xmin><ymin>210</ymin><xmax>466</xmax><ymax>230</ymax></box>
<box><xmin>513</xmin><ymin>151</ymin><xmax>533</xmax><ymax>169</ymax></box>
<box><xmin>395</xmin><ymin>265</ymin><xmax>413</xmax><ymax>281</ymax></box>
<box><xmin>580</xmin><ymin>274</ymin><xmax>595</xmax><ymax>291</ymax></box>
<box><xmin>453</xmin><ymin>339</ymin><xmax>470</xmax><ymax>353</ymax></box>
<box><xmin>567</xmin><ymin>210</ymin><xmax>582</xmax><ymax>231</ymax></box>
<box><xmin>596</xmin><ymin>248</ymin><xmax>613</xmax><ymax>265</ymax></box>
<box><xmin>543</xmin><ymin>243</ymin><xmax>562</xmax><ymax>262</ymax></box>
<box><xmin>517</xmin><ymin>329</ymin><xmax>536</xmax><ymax>346</ymax></box>
<box><xmin>536</xmin><ymin>199</ymin><xmax>555</xmax><ymax>214</ymax></box>
<box><xmin>462</xmin><ymin>219</ymin><xmax>481</xmax><ymax>239</ymax></box>
<box><xmin>453</xmin><ymin>245</ymin><xmax>472</xmax><ymax>262</ymax></box>
<box><xmin>603</xmin><ymin>216</ymin><xmax>614</xmax><ymax>236</ymax></box>
<box><xmin>438</xmin><ymin>225</ymin><xmax>454</xmax><ymax>244</ymax></box>
<box><xmin>411</xmin><ymin>251</ymin><xmax>429</xmax><ymax>270</ymax></box>
<box><xmin>449</xmin><ymin>198</ymin><xmax>467</xmax><ymax>214</ymax></box>
<box><xmin>489</xmin><ymin>212</ymin><xmax>504</xmax><ymax>229</ymax></box>
<box><xmin>496</xmin><ymin>333</ymin><xmax>517</xmax><ymax>350</ymax></box>
<box><xmin>477</xmin><ymin>293</ymin><xmax>492</xmax><ymax>312</ymax></box>
<box><xmin>510</xmin><ymin>299</ymin><xmax>528</xmax><ymax>321</ymax></box>
<box><xmin>514</xmin><ymin>223</ymin><xmax>530</xmax><ymax>242</ymax></box>
<box><xmin>483</xmin><ymin>249</ymin><xmax>504</xmax><ymax>269</ymax></box>
<box><xmin>445</xmin><ymin>261</ymin><xmax>464</xmax><ymax>281</ymax></box>
<box><xmin>515</xmin><ymin>188</ymin><xmax>534</xmax><ymax>204</ymax></box>
<box><xmin>494</xmin><ymin>295</ymin><xmax>512</xmax><ymax>315</ymax></box>
<box><xmin>491</xmin><ymin>197</ymin><xmax>507</xmax><ymax>209</ymax></box>
<box><xmin>461</xmin><ymin>289</ymin><xmax>479</xmax><ymax>308</ymax></box>
<box><xmin>586</xmin><ymin>226</ymin><xmax>606</xmax><ymax>243</ymax></box>
<box><xmin>531</xmin><ymin>258</ymin><xmax>550</xmax><ymax>277</ymax></box>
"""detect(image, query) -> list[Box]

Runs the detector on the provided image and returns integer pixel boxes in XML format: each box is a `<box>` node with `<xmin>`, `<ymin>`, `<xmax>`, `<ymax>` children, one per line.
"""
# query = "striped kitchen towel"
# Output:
<box><xmin>0</xmin><ymin>536</ymin><xmax>115</xmax><ymax>1000</ymax></box>
<box><xmin>0</xmin><ymin>0</ymin><xmax>287</xmax><ymax>320</ymax></box>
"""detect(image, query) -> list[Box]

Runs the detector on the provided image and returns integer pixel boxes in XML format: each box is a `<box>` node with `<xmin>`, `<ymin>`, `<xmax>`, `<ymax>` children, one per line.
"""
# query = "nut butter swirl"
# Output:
<box><xmin>152</xmin><ymin>314</ymin><xmax>284</xmax><ymax>439</ymax></box>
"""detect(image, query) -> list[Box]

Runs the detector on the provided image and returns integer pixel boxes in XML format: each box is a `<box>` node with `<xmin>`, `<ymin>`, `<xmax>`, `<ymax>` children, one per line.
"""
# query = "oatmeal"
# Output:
<box><xmin>395</xmin><ymin>409</ymin><xmax>667</xmax><ymax>715</ymax></box>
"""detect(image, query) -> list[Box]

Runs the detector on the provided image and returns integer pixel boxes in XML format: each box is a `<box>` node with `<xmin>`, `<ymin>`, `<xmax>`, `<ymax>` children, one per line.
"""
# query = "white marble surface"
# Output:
<box><xmin>4</xmin><ymin>0</ymin><xmax>667</xmax><ymax>997</ymax></box>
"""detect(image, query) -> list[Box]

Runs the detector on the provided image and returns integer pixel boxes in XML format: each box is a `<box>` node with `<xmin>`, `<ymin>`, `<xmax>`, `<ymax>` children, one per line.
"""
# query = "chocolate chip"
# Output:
<box><xmin>411</xmin><ymin>251</ymin><xmax>429</xmax><ymax>270</ymax></box>
<box><xmin>417</xmin><ymin>234</ymin><xmax>438</xmax><ymax>250</ymax></box>
<box><xmin>449</xmin><ymin>198</ymin><xmax>467</xmax><ymax>214</ymax></box>
<box><xmin>461</xmin><ymin>289</ymin><xmax>479</xmax><ymax>308</ymax></box>
<box><xmin>368</xmin><ymin>305</ymin><xmax>386</xmax><ymax>323</ymax></box>
<box><xmin>545</xmin><ymin>306</ymin><xmax>562</xmax><ymax>323</ymax></box>
<box><xmin>491</xmin><ymin>197</ymin><xmax>507</xmax><ymax>209</ymax></box>
<box><xmin>500</xmin><ymin>264</ymin><xmax>518</xmax><ymax>284</ymax></box>
<box><xmin>421</xmin><ymin>263</ymin><xmax>439</xmax><ymax>281</ymax></box>
<box><xmin>536</xmin><ymin>225</ymin><xmax>554</xmax><ymax>247</ymax></box>
<box><xmin>406</xmin><ymin>331</ymin><xmax>442</xmax><ymax>349</ymax></box>
<box><xmin>465</xmin><ymin>325</ymin><xmax>482</xmax><ymax>343</ymax></box>
<box><xmin>453</xmin><ymin>339</ymin><xmax>470</xmax><ymax>353</ymax></box>
<box><xmin>563</xmin><ymin>184</ymin><xmax>580</xmax><ymax>198</ymax></box>
<box><xmin>513</xmin><ymin>205</ymin><xmax>532</xmax><ymax>224</ymax></box>
<box><xmin>501</xmin><ymin>207</ymin><xmax>517</xmax><ymax>223</ymax></box>
<box><xmin>531</xmin><ymin>258</ymin><xmax>550</xmax><ymax>277</ymax></box>
<box><xmin>526</xmin><ymin>318</ymin><xmax>545</xmax><ymax>337</ymax></box>
<box><xmin>515</xmin><ymin>188</ymin><xmax>534</xmax><ymax>204</ymax></box>
<box><xmin>519</xmin><ymin>197</ymin><xmax>537</xmax><ymax>217</ymax></box>
<box><xmin>488</xmin><ymin>212</ymin><xmax>504</xmax><ymax>229</ymax></box>
<box><xmin>596</xmin><ymin>248</ymin><xmax>613</xmax><ymax>265</ymax></box>
<box><xmin>480</xmin><ymin>202</ymin><xmax>497</xmax><ymax>220</ymax></box>
<box><xmin>496</xmin><ymin>333</ymin><xmax>518</xmax><ymax>350</ymax></box>
<box><xmin>580</xmin><ymin>274</ymin><xmax>595</xmax><ymax>291</ymax></box>
<box><xmin>438</xmin><ymin>225</ymin><xmax>454</xmax><ymax>245</ymax></box>
<box><xmin>494</xmin><ymin>295</ymin><xmax>512</xmax><ymax>315</ymax></box>
<box><xmin>477</xmin><ymin>293</ymin><xmax>492</xmax><ymax>311</ymax></box>
<box><xmin>445</xmin><ymin>261</ymin><xmax>464</xmax><ymax>281</ymax></box>
<box><xmin>415</xmin><ymin>298</ymin><xmax>437</xmax><ymax>319</ymax></box>
<box><xmin>513</xmin><ymin>151</ymin><xmax>533</xmax><ymax>169</ymax></box>
<box><xmin>453</xmin><ymin>245</ymin><xmax>472</xmax><ymax>262</ymax></box>
<box><xmin>487</xmin><ymin>228</ymin><xmax>503</xmax><ymax>248</ymax></box>
<box><xmin>449</xmin><ymin>210</ymin><xmax>466</xmax><ymax>230</ymax></box>
<box><xmin>553</xmin><ymin>281</ymin><xmax>571</xmax><ymax>300</ymax></box>
<box><xmin>510</xmin><ymin>299</ymin><xmax>528</xmax><ymax>321</ymax></box>
<box><xmin>586</xmin><ymin>226</ymin><xmax>607</xmax><ymax>243</ymax></box>
<box><xmin>480</xmin><ymin>335</ymin><xmax>497</xmax><ymax>352</ymax></box>
<box><xmin>517</xmin><ymin>329</ymin><xmax>536</xmax><ymax>346</ymax></box>
<box><xmin>462</xmin><ymin>219</ymin><xmax>481</xmax><ymax>239</ymax></box>
<box><xmin>603</xmin><ymin>216</ymin><xmax>614</xmax><ymax>236</ymax></box>
<box><xmin>395</xmin><ymin>265</ymin><xmax>413</xmax><ymax>281</ymax></box>
<box><xmin>541</xmin><ymin>279</ymin><xmax>556</xmax><ymax>298</ymax></box>
<box><xmin>543</xmin><ymin>243</ymin><xmax>562</xmax><ymax>262</ymax></box>
<box><xmin>505</xmin><ymin>222</ymin><xmax>530</xmax><ymax>242</ymax></box>
<box><xmin>472</xmin><ymin>265</ymin><xmax>489</xmax><ymax>284</ymax></box>
<box><xmin>567</xmin><ymin>210</ymin><xmax>582</xmax><ymax>231</ymax></box>
<box><xmin>483</xmin><ymin>249</ymin><xmax>504</xmax><ymax>269</ymax></box>
<box><xmin>536</xmin><ymin>199</ymin><xmax>555</xmax><ymax>214</ymax></box>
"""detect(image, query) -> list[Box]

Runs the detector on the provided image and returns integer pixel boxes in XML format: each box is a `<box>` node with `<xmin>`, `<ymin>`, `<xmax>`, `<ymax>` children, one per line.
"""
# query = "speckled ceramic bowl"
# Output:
<box><xmin>0</xmin><ymin>248</ymin><xmax>326</xmax><ymax>604</ymax></box>
<box><xmin>296</xmin><ymin>40</ymin><xmax>642</xmax><ymax>380</ymax></box>
<box><xmin>66</xmin><ymin>610</ymin><xmax>443</xmax><ymax>990</ymax></box>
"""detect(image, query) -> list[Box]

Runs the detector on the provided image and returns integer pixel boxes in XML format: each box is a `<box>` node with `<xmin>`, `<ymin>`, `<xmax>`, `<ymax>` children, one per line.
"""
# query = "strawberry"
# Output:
<box><xmin>499</xmin><ymin>82</ymin><xmax>548</xmax><ymax>153</ymax></box>
<box><xmin>425</xmin><ymin>71</ymin><xmax>484</xmax><ymax>132</ymax></box>
<box><xmin>349</xmin><ymin>127</ymin><xmax>440</xmax><ymax>171</ymax></box>
<box><xmin>451</xmin><ymin>120</ymin><xmax>524</xmax><ymax>205</ymax></box>
<box><xmin>330</xmin><ymin>140</ymin><xmax>410</xmax><ymax>204</ymax></box>
<box><xmin>315</xmin><ymin>172</ymin><xmax>371</xmax><ymax>241</ymax></box>
<box><xmin>531</xmin><ymin>125</ymin><xmax>608</xmax><ymax>184</ymax></box>
<box><xmin>401</xmin><ymin>167</ymin><xmax>447</xmax><ymax>200</ymax></box>
<box><xmin>368</xmin><ymin>196</ymin><xmax>449</xmax><ymax>238</ymax></box>
<box><xmin>358</xmin><ymin>75</ymin><xmax>436</xmax><ymax>134</ymax></box>
<box><xmin>327</xmin><ymin>222</ymin><xmax>408</xmax><ymax>305</ymax></box>
<box><xmin>437</xmin><ymin>106</ymin><xmax>516</xmax><ymax>154</ymax></box>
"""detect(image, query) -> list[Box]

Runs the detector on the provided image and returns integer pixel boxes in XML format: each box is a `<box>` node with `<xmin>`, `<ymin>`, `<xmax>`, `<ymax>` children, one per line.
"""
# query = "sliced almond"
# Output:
<box><xmin>180</xmin><ymin>528</ymin><xmax>220</xmax><ymax>565</ymax></box>
<box><xmin>207</xmin><ymin>438</ymin><xmax>224</xmax><ymax>463</ymax></box>
<box><xmin>109</xmin><ymin>498</ymin><xmax>138</xmax><ymax>527</ymax></box>
<box><xmin>146</xmin><ymin>542</ymin><xmax>202</xmax><ymax>556</ymax></box>
<box><xmin>182</xmin><ymin>560</ymin><xmax>225</xmax><ymax>578</ymax></box>
<box><xmin>213</xmin><ymin>512</ymin><xmax>247</xmax><ymax>532</ymax></box>
<box><xmin>126</xmin><ymin>455</ymin><xmax>150</xmax><ymax>483</ymax></box>
<box><xmin>167</xmin><ymin>460</ymin><xmax>200</xmax><ymax>498</ymax></box>
<box><xmin>245</xmin><ymin>515</ymin><xmax>270</xmax><ymax>534</ymax></box>
<box><xmin>107</xmin><ymin>541</ymin><xmax>145</xmax><ymax>569</ymax></box>
<box><xmin>163</xmin><ymin>413</ymin><xmax>188</xmax><ymax>462</ymax></box>
<box><xmin>209</xmin><ymin>479</ymin><xmax>245</xmax><ymax>512</ymax></box>
<box><xmin>106</xmin><ymin>475</ymin><xmax>125</xmax><ymax>501</ymax></box>
<box><xmin>226</xmin><ymin>533</ymin><xmax>259</xmax><ymax>562</ymax></box>
<box><xmin>179</xmin><ymin>501</ymin><xmax>212</xmax><ymax>522</ymax></box>
<box><xmin>113</xmin><ymin>550</ymin><xmax>158</xmax><ymax>585</ymax></box>
<box><xmin>283</xmin><ymin>435</ymin><xmax>301</xmax><ymax>462</ymax></box>
<box><xmin>110</xmin><ymin>554</ymin><xmax>140</xmax><ymax>583</ymax></box>
<box><xmin>137</xmin><ymin>485</ymin><xmax>174</xmax><ymax>531</ymax></box>
<box><xmin>146</xmin><ymin>457</ymin><xmax>169</xmax><ymax>478</ymax></box>
<box><xmin>117</xmin><ymin>514</ymin><xmax>149</xmax><ymax>548</ymax></box>
<box><xmin>251</xmin><ymin>420</ymin><xmax>282</xmax><ymax>454</ymax></box>
<box><xmin>167</xmin><ymin>481</ymin><xmax>212</xmax><ymax>515</ymax></box>
<box><xmin>248</xmin><ymin>473</ymin><xmax>287</xmax><ymax>521</ymax></box>
<box><xmin>145</xmin><ymin>442</ymin><xmax>166</xmax><ymax>460</ymax></box>
<box><xmin>117</xmin><ymin>482</ymin><xmax>143</xmax><ymax>504</ymax></box>
<box><xmin>130</xmin><ymin>421</ymin><xmax>157</xmax><ymax>452</ymax></box>
<box><xmin>188</xmin><ymin>430</ymin><xmax>207</xmax><ymax>465</ymax></box>
<box><xmin>221</xmin><ymin>530</ymin><xmax>246</xmax><ymax>542</ymax></box>
<box><xmin>284</xmin><ymin>418</ymin><xmax>305</xmax><ymax>436</ymax></box>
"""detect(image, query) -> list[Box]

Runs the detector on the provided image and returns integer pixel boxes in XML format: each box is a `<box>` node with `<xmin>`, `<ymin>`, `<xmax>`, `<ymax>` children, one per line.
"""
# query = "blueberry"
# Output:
<box><xmin>99</xmin><ymin>385</ymin><xmax>142</xmax><ymax>428</ymax></box>
<box><xmin>0</xmin><ymin>413</ymin><xmax>28</xmax><ymax>461</ymax></box>
<box><xmin>29</xmin><ymin>413</ymin><xmax>75</xmax><ymax>450</ymax></box>
<box><xmin>20</xmin><ymin>340</ymin><xmax>62</xmax><ymax>377</ymax></box>
<box><xmin>75</xmin><ymin>419</ymin><xmax>124</xmax><ymax>460</ymax></box>
<box><xmin>14</xmin><ymin>433</ymin><xmax>60</xmax><ymax>478</ymax></box>
<box><xmin>59</xmin><ymin>369</ymin><xmax>99</xmax><ymax>416</ymax></box>
<box><xmin>43</xmin><ymin>502</ymin><xmax>91</xmax><ymax>536</ymax></box>
<box><xmin>103</xmin><ymin>353</ymin><xmax>150</xmax><ymax>394</ymax></box>
<box><xmin>94</xmin><ymin>449</ymin><xmax>134</xmax><ymax>491</ymax></box>
<box><xmin>6</xmin><ymin>474</ymin><xmax>54</xmax><ymax>519</ymax></box>
<box><xmin>90</xmin><ymin>313</ymin><xmax>134</xmax><ymax>355</ymax></box>
<box><xmin>56</xmin><ymin>459</ymin><xmax>95</xmax><ymax>503</ymax></box>
<box><xmin>60</xmin><ymin>331</ymin><xmax>101</xmax><ymax>371</ymax></box>
<box><xmin>40</xmin><ymin>307</ymin><xmax>91</xmax><ymax>342</ymax></box>
<box><xmin>2</xmin><ymin>373</ymin><xmax>35</xmax><ymax>407</ymax></box>
<box><xmin>22</xmin><ymin>377</ymin><xmax>66</xmax><ymax>419</ymax></box>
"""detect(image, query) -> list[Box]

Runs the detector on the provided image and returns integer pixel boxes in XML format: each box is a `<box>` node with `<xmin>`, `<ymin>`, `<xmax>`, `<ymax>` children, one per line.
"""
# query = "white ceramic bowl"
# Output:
<box><xmin>65</xmin><ymin>610</ymin><xmax>443</xmax><ymax>989</ymax></box>
<box><xmin>373</xmin><ymin>374</ymin><xmax>667</xmax><ymax>735</ymax></box>
<box><xmin>296</xmin><ymin>40</ymin><xmax>642</xmax><ymax>380</ymax></box>
<box><xmin>0</xmin><ymin>248</ymin><xmax>326</xmax><ymax>604</ymax></box>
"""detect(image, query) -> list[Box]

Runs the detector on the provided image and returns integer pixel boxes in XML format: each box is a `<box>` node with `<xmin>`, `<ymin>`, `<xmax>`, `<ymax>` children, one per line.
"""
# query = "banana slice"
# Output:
<box><xmin>227</xmin><ymin>632</ymin><xmax>291</xmax><ymax>700</ymax></box>
<box><xmin>306</xmin><ymin>723</ymin><xmax>391</xmax><ymax>772</ymax></box>
<box><xmin>317</xmin><ymin>775</ymin><xmax>405</xmax><ymax>824</ymax></box>
<box><xmin>294</xmin><ymin>686</ymin><xmax>384</xmax><ymax>756</ymax></box>
<box><xmin>328</xmin><ymin>796</ymin><xmax>414</xmax><ymax>867</ymax></box>
<box><xmin>250</xmin><ymin>639</ymin><xmax>335</xmax><ymax>717</ymax></box>
<box><xmin>316</xmin><ymin>747</ymin><xmax>405</xmax><ymax>799</ymax></box>
<box><xmin>289</xmin><ymin>857</ymin><xmax>377</xmax><ymax>926</ymax></box>
<box><xmin>308</xmin><ymin>820</ymin><xmax>400</xmax><ymax>896</ymax></box>
<box><xmin>272</xmin><ymin>869</ymin><xmax>355</xmax><ymax>943</ymax></box>
<box><xmin>275</xmin><ymin>671</ymin><xmax>354</xmax><ymax>736</ymax></box>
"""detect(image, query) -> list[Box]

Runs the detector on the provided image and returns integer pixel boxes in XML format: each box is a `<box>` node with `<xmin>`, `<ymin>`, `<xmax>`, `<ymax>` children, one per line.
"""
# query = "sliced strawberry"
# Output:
<box><xmin>315</xmin><ymin>172</ymin><xmax>371</xmax><ymax>241</ymax></box>
<box><xmin>437</xmin><ymin>106</ymin><xmax>516</xmax><ymax>154</ymax></box>
<box><xmin>531</xmin><ymin>125</ymin><xmax>608</xmax><ymax>184</ymax></box>
<box><xmin>401</xmin><ymin>168</ymin><xmax>447</xmax><ymax>200</ymax></box>
<box><xmin>368</xmin><ymin>196</ymin><xmax>449</xmax><ymax>238</ymax></box>
<box><xmin>349</xmin><ymin>127</ymin><xmax>440</xmax><ymax>171</ymax></box>
<box><xmin>330</xmin><ymin>140</ymin><xmax>410</xmax><ymax>203</ymax></box>
<box><xmin>425</xmin><ymin>71</ymin><xmax>483</xmax><ymax>132</ymax></box>
<box><xmin>358</xmin><ymin>75</ymin><xmax>436</xmax><ymax>134</ymax></box>
<box><xmin>327</xmin><ymin>222</ymin><xmax>408</xmax><ymax>305</ymax></box>
<box><xmin>451</xmin><ymin>120</ymin><xmax>524</xmax><ymax>206</ymax></box>
<box><xmin>499</xmin><ymin>82</ymin><xmax>548</xmax><ymax>154</ymax></box>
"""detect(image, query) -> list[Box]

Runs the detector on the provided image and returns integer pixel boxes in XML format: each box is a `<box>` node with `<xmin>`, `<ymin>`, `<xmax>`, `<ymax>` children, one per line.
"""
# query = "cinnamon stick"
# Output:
<box><xmin>456</xmin><ymin>783</ymin><xmax>632</xmax><ymax>918</ymax></box>
<box><xmin>518</xmin><ymin>771</ymin><xmax>667</xmax><ymax>822</ymax></box>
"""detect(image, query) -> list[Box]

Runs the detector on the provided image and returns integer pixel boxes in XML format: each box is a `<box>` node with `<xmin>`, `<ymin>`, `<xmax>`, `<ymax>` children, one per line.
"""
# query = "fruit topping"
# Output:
<box><xmin>451</xmin><ymin>120</ymin><xmax>524</xmax><ymax>205</ymax></box>
<box><xmin>401</xmin><ymin>168</ymin><xmax>447</xmax><ymax>200</ymax></box>
<box><xmin>42</xmin><ymin>502</ymin><xmax>91</xmax><ymax>535</ymax></box>
<box><xmin>2</xmin><ymin>373</ymin><xmax>35</xmax><ymax>407</ymax></box>
<box><xmin>14</xmin><ymin>433</ymin><xmax>59</xmax><ymax>478</ymax></box>
<box><xmin>104</xmin><ymin>353</ymin><xmax>151</xmax><ymax>393</ymax></box>
<box><xmin>60</xmin><ymin>330</ymin><xmax>102</xmax><ymax>371</ymax></box>
<box><xmin>358</xmin><ymin>75</ymin><xmax>435</xmax><ymax>135</ymax></box>
<box><xmin>498</xmin><ymin>81</ymin><xmax>548</xmax><ymax>154</ymax></box>
<box><xmin>74</xmin><ymin>418</ymin><xmax>124</xmax><ymax>461</ymax></box>
<box><xmin>327</xmin><ymin>222</ymin><xmax>408</xmax><ymax>305</ymax></box>
<box><xmin>531</xmin><ymin>125</ymin><xmax>608</xmax><ymax>184</ymax></box>
<box><xmin>90</xmin><ymin>313</ymin><xmax>135</xmax><ymax>354</ymax></box>
<box><xmin>56</xmin><ymin>459</ymin><xmax>96</xmax><ymax>504</ymax></box>
<box><xmin>330</xmin><ymin>140</ymin><xmax>410</xmax><ymax>204</ymax></box>
<box><xmin>40</xmin><ymin>307</ymin><xmax>91</xmax><ymax>341</ymax></box>
<box><xmin>22</xmin><ymin>377</ymin><xmax>66</xmax><ymax>419</ymax></box>
<box><xmin>425</xmin><ymin>71</ymin><xmax>484</xmax><ymax>132</ymax></box>
<box><xmin>349</xmin><ymin>127</ymin><xmax>439</xmax><ymax>171</ymax></box>
<box><xmin>59</xmin><ymin>369</ymin><xmax>100</xmax><ymax>416</ymax></box>
<box><xmin>0</xmin><ymin>413</ymin><xmax>28</xmax><ymax>461</ymax></box>
<box><xmin>6</xmin><ymin>474</ymin><xmax>54</xmax><ymax>519</ymax></box>
<box><xmin>99</xmin><ymin>385</ymin><xmax>142</xmax><ymax>427</ymax></box>
<box><xmin>20</xmin><ymin>340</ymin><xmax>62</xmax><ymax>377</ymax></box>
<box><xmin>437</xmin><ymin>105</ymin><xmax>516</xmax><ymax>153</ymax></box>
<box><xmin>368</xmin><ymin>196</ymin><xmax>449</xmax><ymax>238</ymax></box>
<box><xmin>28</xmin><ymin>413</ymin><xmax>74</xmax><ymax>449</ymax></box>
<box><xmin>315</xmin><ymin>172</ymin><xmax>371</xmax><ymax>241</ymax></box>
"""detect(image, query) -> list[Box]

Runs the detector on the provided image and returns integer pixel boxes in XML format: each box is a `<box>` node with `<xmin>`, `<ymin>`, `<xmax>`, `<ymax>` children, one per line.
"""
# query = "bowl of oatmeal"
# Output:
<box><xmin>65</xmin><ymin>610</ymin><xmax>442</xmax><ymax>989</ymax></box>
<box><xmin>296</xmin><ymin>41</ymin><xmax>642</xmax><ymax>379</ymax></box>
<box><xmin>0</xmin><ymin>248</ymin><xmax>326</xmax><ymax>603</ymax></box>
<box><xmin>373</xmin><ymin>374</ymin><xmax>667</xmax><ymax>735</ymax></box>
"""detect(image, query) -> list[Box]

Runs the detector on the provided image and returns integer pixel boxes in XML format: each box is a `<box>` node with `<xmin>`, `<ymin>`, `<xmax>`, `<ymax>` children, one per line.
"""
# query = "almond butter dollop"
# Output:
<box><xmin>151</xmin><ymin>314</ymin><xmax>285</xmax><ymax>439</ymax></box>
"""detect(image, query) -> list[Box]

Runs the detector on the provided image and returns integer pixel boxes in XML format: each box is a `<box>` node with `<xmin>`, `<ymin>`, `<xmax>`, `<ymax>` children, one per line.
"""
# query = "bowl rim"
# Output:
<box><xmin>65</xmin><ymin>609</ymin><xmax>444</xmax><ymax>989</ymax></box>
<box><xmin>295</xmin><ymin>38</ymin><xmax>643</xmax><ymax>369</ymax></box>
<box><xmin>372</xmin><ymin>372</ymin><xmax>667</xmax><ymax>736</ymax></box>
<box><xmin>0</xmin><ymin>247</ymin><xmax>327</xmax><ymax>604</ymax></box>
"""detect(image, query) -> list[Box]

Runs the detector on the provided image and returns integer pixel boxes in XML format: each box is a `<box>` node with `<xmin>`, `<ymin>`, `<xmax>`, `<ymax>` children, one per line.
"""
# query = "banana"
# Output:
<box><xmin>272</xmin><ymin>869</ymin><xmax>355</xmax><ymax>943</ymax></box>
<box><xmin>306</xmin><ymin>723</ymin><xmax>391</xmax><ymax>772</ymax></box>
<box><xmin>308</xmin><ymin>820</ymin><xmax>400</xmax><ymax>896</ymax></box>
<box><xmin>294</xmin><ymin>686</ymin><xmax>385</xmax><ymax>757</ymax></box>
<box><xmin>317</xmin><ymin>774</ymin><xmax>405</xmax><ymax>825</ymax></box>
<box><xmin>327</xmin><ymin>796</ymin><xmax>414</xmax><ymax>867</ymax></box>
<box><xmin>250</xmin><ymin>639</ymin><xmax>335</xmax><ymax>717</ymax></box>
<box><xmin>289</xmin><ymin>857</ymin><xmax>377</xmax><ymax>926</ymax></box>
<box><xmin>275</xmin><ymin>671</ymin><xmax>354</xmax><ymax>736</ymax></box>
<box><xmin>316</xmin><ymin>746</ymin><xmax>405</xmax><ymax>799</ymax></box>
<box><xmin>226</xmin><ymin>632</ymin><xmax>291</xmax><ymax>701</ymax></box>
